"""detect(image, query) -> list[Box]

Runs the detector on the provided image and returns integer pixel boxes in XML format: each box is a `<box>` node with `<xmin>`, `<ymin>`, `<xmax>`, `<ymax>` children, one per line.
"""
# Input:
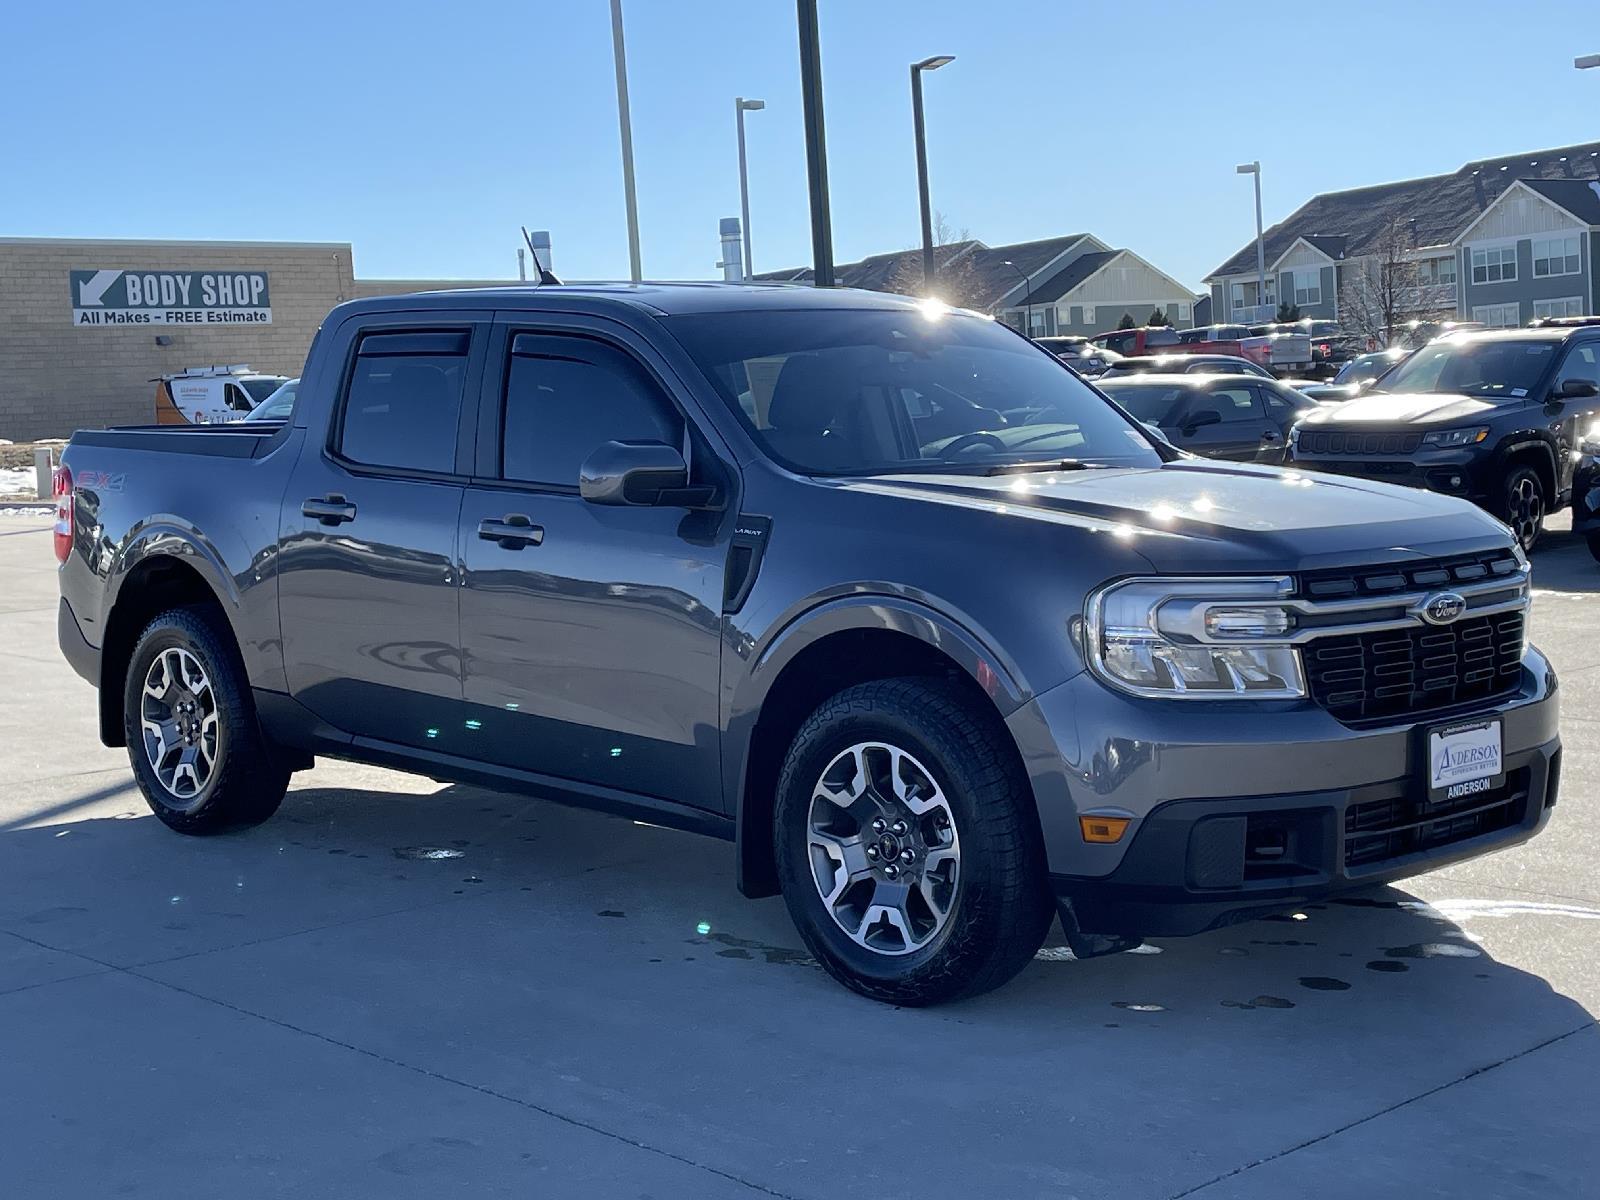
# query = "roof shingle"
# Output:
<box><xmin>1207</xmin><ymin>142</ymin><xmax>1600</xmax><ymax>280</ymax></box>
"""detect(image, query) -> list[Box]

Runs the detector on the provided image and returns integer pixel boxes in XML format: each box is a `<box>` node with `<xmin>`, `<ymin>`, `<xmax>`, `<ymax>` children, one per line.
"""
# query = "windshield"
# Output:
<box><xmin>667</xmin><ymin>308</ymin><xmax>1164</xmax><ymax>474</ymax></box>
<box><xmin>1376</xmin><ymin>338</ymin><xmax>1556</xmax><ymax>397</ymax></box>
<box><xmin>244</xmin><ymin>379</ymin><xmax>297</xmax><ymax>421</ymax></box>
<box><xmin>241</xmin><ymin>376</ymin><xmax>288</xmax><ymax>404</ymax></box>
<box><xmin>1334</xmin><ymin>354</ymin><xmax>1392</xmax><ymax>385</ymax></box>
<box><xmin>1096</xmin><ymin>382</ymin><xmax>1186</xmax><ymax>424</ymax></box>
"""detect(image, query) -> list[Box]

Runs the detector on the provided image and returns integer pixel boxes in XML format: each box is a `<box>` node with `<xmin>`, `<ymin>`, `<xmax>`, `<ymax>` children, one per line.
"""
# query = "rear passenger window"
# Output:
<box><xmin>1193</xmin><ymin>387</ymin><xmax>1264</xmax><ymax>424</ymax></box>
<box><xmin>501</xmin><ymin>335</ymin><xmax>681</xmax><ymax>486</ymax></box>
<box><xmin>339</xmin><ymin>330</ymin><xmax>469</xmax><ymax>473</ymax></box>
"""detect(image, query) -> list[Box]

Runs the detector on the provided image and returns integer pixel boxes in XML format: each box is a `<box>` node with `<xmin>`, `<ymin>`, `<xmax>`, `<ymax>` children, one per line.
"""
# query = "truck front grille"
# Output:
<box><xmin>1297</xmin><ymin>429</ymin><xmax>1422</xmax><ymax>455</ymax></box>
<box><xmin>1305</xmin><ymin>612</ymin><xmax>1524</xmax><ymax>723</ymax></box>
<box><xmin>1344</xmin><ymin>768</ymin><xmax>1530</xmax><ymax>869</ymax></box>
<box><xmin>1297</xmin><ymin>550</ymin><xmax>1526</xmax><ymax>723</ymax></box>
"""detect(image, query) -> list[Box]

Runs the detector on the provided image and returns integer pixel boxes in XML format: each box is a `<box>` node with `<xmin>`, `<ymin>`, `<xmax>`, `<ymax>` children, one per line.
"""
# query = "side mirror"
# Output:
<box><xmin>579</xmin><ymin>441</ymin><xmax>711</xmax><ymax>507</ymax></box>
<box><xmin>1557</xmin><ymin>378</ymin><xmax>1600</xmax><ymax>400</ymax></box>
<box><xmin>1182</xmin><ymin>410</ymin><xmax>1222</xmax><ymax>435</ymax></box>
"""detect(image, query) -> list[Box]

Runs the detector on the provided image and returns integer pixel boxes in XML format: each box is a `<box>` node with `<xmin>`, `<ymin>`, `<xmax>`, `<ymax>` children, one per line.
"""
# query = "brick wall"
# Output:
<box><xmin>0</xmin><ymin>238</ymin><xmax>541</xmax><ymax>440</ymax></box>
<box><xmin>0</xmin><ymin>238</ymin><xmax>358</xmax><ymax>440</ymax></box>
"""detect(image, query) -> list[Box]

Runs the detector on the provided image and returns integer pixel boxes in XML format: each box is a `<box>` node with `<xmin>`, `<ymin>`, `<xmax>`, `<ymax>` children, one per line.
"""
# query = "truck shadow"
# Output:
<box><xmin>2</xmin><ymin>774</ymin><xmax>1595</xmax><ymax>1196</ymax></box>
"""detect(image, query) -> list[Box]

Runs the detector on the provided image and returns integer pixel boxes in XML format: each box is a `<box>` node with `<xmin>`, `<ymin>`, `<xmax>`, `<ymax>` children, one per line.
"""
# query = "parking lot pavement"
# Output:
<box><xmin>2</xmin><ymin>510</ymin><xmax>1596</xmax><ymax>1199</ymax></box>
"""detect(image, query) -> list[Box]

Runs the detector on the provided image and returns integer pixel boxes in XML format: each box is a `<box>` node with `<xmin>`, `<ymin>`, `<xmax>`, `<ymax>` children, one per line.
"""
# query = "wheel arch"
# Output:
<box><xmin>1497</xmin><ymin>437</ymin><xmax>1558</xmax><ymax>502</ymax></box>
<box><xmin>98</xmin><ymin>537</ymin><xmax>240</xmax><ymax>748</ymax></box>
<box><xmin>728</xmin><ymin>597</ymin><xmax>1033</xmax><ymax>899</ymax></box>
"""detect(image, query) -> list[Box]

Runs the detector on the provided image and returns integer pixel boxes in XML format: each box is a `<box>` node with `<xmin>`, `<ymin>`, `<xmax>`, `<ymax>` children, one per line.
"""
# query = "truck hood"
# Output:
<box><xmin>1297</xmin><ymin>391</ymin><xmax>1501</xmax><ymax>427</ymax></box>
<box><xmin>842</xmin><ymin>459</ymin><xmax>1512</xmax><ymax>574</ymax></box>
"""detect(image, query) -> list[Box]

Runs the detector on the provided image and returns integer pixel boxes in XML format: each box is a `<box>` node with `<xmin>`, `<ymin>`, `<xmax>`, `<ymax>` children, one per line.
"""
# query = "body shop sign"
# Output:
<box><xmin>71</xmin><ymin>270</ymin><xmax>271</xmax><ymax>326</ymax></box>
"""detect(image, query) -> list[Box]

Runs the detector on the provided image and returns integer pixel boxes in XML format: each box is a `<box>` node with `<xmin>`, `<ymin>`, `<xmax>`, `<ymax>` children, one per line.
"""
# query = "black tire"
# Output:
<box><xmin>1500</xmin><ymin>465</ymin><xmax>1546</xmax><ymax>551</ymax></box>
<box><xmin>774</xmin><ymin>678</ymin><xmax>1053</xmax><ymax>1005</ymax></box>
<box><xmin>123</xmin><ymin>607</ymin><xmax>289</xmax><ymax>834</ymax></box>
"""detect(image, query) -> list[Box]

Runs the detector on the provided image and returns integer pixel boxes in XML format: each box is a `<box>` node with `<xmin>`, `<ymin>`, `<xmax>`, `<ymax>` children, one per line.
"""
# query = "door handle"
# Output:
<box><xmin>477</xmin><ymin>514</ymin><xmax>544</xmax><ymax>549</ymax></box>
<box><xmin>302</xmin><ymin>495</ymin><xmax>357</xmax><ymax>525</ymax></box>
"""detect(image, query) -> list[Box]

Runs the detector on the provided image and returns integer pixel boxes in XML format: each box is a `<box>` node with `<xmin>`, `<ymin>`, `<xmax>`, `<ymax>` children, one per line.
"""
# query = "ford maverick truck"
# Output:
<box><xmin>55</xmin><ymin>284</ymin><xmax>1560</xmax><ymax>1004</ymax></box>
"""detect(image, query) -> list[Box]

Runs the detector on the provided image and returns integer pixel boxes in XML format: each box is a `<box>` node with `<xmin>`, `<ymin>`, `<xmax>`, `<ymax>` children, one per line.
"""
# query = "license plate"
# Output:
<box><xmin>1426</xmin><ymin>718</ymin><xmax>1504</xmax><ymax>803</ymax></box>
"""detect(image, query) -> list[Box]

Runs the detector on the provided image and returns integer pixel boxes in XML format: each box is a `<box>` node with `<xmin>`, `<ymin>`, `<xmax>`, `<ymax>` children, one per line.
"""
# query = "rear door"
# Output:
<box><xmin>454</xmin><ymin>316</ymin><xmax>734</xmax><ymax>811</ymax></box>
<box><xmin>1174</xmin><ymin>384</ymin><xmax>1271</xmax><ymax>460</ymax></box>
<box><xmin>278</xmin><ymin>309</ymin><xmax>490</xmax><ymax>754</ymax></box>
<box><xmin>1549</xmin><ymin>341</ymin><xmax>1600</xmax><ymax>493</ymax></box>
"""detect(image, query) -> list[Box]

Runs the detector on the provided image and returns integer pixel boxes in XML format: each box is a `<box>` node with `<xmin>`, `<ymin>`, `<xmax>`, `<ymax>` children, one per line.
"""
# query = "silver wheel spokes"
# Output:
<box><xmin>140</xmin><ymin>647</ymin><xmax>219</xmax><ymax>804</ymax></box>
<box><xmin>807</xmin><ymin>742</ymin><xmax>961</xmax><ymax>957</ymax></box>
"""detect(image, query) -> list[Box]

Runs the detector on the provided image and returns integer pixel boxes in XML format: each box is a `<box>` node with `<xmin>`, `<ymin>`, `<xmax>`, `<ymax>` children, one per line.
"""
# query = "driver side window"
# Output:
<box><xmin>1555</xmin><ymin>344</ymin><xmax>1600</xmax><ymax>388</ymax></box>
<box><xmin>500</xmin><ymin>335</ymin><xmax>682</xmax><ymax>487</ymax></box>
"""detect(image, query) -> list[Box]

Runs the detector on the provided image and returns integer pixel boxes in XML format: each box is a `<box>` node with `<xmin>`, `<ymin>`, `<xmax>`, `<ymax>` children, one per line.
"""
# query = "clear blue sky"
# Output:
<box><xmin>7</xmin><ymin>0</ymin><xmax>1599</xmax><ymax>289</ymax></box>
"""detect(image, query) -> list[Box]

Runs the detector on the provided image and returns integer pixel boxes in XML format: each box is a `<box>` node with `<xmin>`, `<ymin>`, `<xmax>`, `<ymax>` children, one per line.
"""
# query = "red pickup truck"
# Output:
<box><xmin>1091</xmin><ymin>325</ymin><xmax>1312</xmax><ymax>374</ymax></box>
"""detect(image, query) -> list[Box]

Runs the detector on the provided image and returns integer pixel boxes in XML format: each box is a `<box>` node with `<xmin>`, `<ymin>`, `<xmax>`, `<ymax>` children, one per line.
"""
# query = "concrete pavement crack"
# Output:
<box><xmin>1165</xmin><ymin>1021</ymin><xmax>1598</xmax><ymax>1198</ymax></box>
<box><xmin>122</xmin><ymin>967</ymin><xmax>803</xmax><ymax>1199</ymax></box>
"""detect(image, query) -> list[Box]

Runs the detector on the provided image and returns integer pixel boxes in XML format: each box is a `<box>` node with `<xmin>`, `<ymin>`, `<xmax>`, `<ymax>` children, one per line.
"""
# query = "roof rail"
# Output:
<box><xmin>1526</xmin><ymin>315</ymin><xmax>1600</xmax><ymax>328</ymax></box>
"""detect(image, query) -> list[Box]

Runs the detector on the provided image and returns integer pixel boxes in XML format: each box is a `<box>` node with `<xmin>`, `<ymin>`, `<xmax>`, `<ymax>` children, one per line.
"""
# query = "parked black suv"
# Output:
<box><xmin>1289</xmin><ymin>325</ymin><xmax>1600</xmax><ymax>548</ymax></box>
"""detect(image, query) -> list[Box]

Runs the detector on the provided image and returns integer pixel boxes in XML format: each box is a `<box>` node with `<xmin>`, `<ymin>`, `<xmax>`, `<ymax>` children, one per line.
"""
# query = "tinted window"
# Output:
<box><xmin>1188</xmin><ymin>387</ymin><xmax>1262</xmax><ymax>424</ymax></box>
<box><xmin>339</xmin><ymin>331</ymin><xmax>469</xmax><ymax>472</ymax></box>
<box><xmin>1098</xmin><ymin>383</ymin><xmax>1186</xmax><ymax>424</ymax></box>
<box><xmin>241</xmin><ymin>377</ymin><xmax>287</xmax><ymax>403</ymax></box>
<box><xmin>669</xmin><ymin>308</ymin><xmax>1162</xmax><ymax>474</ymax></box>
<box><xmin>1260</xmin><ymin>383</ymin><xmax>1306</xmax><ymax>416</ymax></box>
<box><xmin>502</xmin><ymin>336</ymin><xmax>680</xmax><ymax>486</ymax></box>
<box><xmin>1555</xmin><ymin>344</ymin><xmax>1600</xmax><ymax>388</ymax></box>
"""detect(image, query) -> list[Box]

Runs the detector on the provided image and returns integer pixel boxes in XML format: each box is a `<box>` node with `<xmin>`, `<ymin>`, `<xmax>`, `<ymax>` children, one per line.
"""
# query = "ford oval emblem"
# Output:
<box><xmin>1421</xmin><ymin>591</ymin><xmax>1467</xmax><ymax>626</ymax></box>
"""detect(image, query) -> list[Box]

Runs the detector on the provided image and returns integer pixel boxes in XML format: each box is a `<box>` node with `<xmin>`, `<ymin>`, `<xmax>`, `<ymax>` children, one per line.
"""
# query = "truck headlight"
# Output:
<box><xmin>1421</xmin><ymin>427</ymin><xmax>1489</xmax><ymax>448</ymax></box>
<box><xmin>1085</xmin><ymin>578</ymin><xmax>1306</xmax><ymax>699</ymax></box>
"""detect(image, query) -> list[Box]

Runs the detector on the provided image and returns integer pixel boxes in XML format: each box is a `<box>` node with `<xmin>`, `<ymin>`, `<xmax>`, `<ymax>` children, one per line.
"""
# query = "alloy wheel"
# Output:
<box><xmin>806</xmin><ymin>741</ymin><xmax>961</xmax><ymax>956</ymax></box>
<box><xmin>140</xmin><ymin>647</ymin><xmax>220</xmax><ymax>806</ymax></box>
<box><xmin>1507</xmin><ymin>474</ymin><xmax>1544</xmax><ymax>549</ymax></box>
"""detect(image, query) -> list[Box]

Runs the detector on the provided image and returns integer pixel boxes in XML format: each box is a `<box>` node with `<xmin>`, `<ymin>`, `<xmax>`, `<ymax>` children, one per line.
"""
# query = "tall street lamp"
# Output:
<box><xmin>1236</xmin><ymin>161</ymin><xmax>1266</xmax><ymax>318</ymax></box>
<box><xmin>797</xmin><ymin>0</ymin><xmax>835</xmax><ymax>286</ymax></box>
<box><xmin>1575</xmin><ymin>53</ymin><xmax>1600</xmax><ymax>69</ymax></box>
<box><xmin>610</xmin><ymin>0</ymin><xmax>642</xmax><ymax>282</ymax></box>
<box><xmin>735</xmin><ymin>98</ymin><xmax>765</xmax><ymax>279</ymax></box>
<box><xmin>1001</xmin><ymin>259</ymin><xmax>1032</xmax><ymax>336</ymax></box>
<box><xmin>911</xmin><ymin>54</ymin><xmax>955</xmax><ymax>295</ymax></box>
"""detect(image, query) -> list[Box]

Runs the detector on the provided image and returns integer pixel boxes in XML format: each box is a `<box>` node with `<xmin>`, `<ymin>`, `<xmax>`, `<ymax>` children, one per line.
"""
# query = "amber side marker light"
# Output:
<box><xmin>1079</xmin><ymin>815</ymin><xmax>1130</xmax><ymax>844</ymax></box>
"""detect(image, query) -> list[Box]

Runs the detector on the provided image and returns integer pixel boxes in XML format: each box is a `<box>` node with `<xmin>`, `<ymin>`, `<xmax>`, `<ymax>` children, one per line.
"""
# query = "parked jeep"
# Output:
<box><xmin>1289</xmin><ymin>324</ymin><xmax>1600</xmax><ymax>548</ymax></box>
<box><xmin>54</xmin><ymin>284</ymin><xmax>1560</xmax><ymax>1004</ymax></box>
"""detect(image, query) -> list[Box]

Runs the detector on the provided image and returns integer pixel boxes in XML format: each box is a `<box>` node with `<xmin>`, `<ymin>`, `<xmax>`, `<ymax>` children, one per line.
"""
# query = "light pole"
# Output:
<box><xmin>1236</xmin><ymin>161</ymin><xmax>1266</xmax><ymax>318</ymax></box>
<box><xmin>610</xmin><ymin>0</ymin><xmax>642</xmax><ymax>282</ymax></box>
<box><xmin>735</xmin><ymin>98</ymin><xmax>765</xmax><ymax>279</ymax></box>
<box><xmin>911</xmin><ymin>54</ymin><xmax>955</xmax><ymax>295</ymax></box>
<box><xmin>1001</xmin><ymin>259</ymin><xmax>1032</xmax><ymax>336</ymax></box>
<box><xmin>796</xmin><ymin>0</ymin><xmax>835</xmax><ymax>286</ymax></box>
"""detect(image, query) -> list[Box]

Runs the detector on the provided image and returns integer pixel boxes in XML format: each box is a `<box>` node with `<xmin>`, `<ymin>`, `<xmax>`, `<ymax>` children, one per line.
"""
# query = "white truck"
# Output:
<box><xmin>152</xmin><ymin>365</ymin><xmax>288</xmax><ymax>425</ymax></box>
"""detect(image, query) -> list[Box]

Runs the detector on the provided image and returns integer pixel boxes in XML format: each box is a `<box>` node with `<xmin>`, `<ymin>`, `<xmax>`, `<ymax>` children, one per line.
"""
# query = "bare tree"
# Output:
<box><xmin>1337</xmin><ymin>216</ymin><xmax>1458</xmax><ymax>346</ymax></box>
<box><xmin>887</xmin><ymin>211</ymin><xmax>984</xmax><ymax>308</ymax></box>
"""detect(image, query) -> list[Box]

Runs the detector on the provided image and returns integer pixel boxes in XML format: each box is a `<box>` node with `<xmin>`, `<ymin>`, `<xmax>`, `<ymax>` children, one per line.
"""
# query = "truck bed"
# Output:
<box><xmin>69</xmin><ymin>423</ymin><xmax>284</xmax><ymax>460</ymax></box>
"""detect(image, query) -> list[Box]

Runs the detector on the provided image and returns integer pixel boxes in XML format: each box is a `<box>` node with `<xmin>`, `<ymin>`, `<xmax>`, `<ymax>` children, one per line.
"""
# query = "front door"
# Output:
<box><xmin>1174</xmin><ymin>384</ymin><xmax>1272</xmax><ymax>460</ymax></box>
<box><xmin>1549</xmin><ymin>343</ymin><xmax>1600</xmax><ymax>493</ymax></box>
<box><xmin>278</xmin><ymin>312</ymin><xmax>489</xmax><ymax>754</ymax></box>
<box><xmin>456</xmin><ymin>323</ymin><xmax>733</xmax><ymax>811</ymax></box>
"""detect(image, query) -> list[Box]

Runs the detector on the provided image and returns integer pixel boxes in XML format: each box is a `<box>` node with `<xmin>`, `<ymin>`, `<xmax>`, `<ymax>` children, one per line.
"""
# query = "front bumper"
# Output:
<box><xmin>1286</xmin><ymin>444</ymin><xmax>1495</xmax><ymax>502</ymax></box>
<box><xmin>1005</xmin><ymin>646</ymin><xmax>1560</xmax><ymax>941</ymax></box>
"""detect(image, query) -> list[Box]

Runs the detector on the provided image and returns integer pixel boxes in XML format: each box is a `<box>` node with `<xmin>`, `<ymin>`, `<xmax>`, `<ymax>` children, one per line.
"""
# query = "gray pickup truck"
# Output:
<box><xmin>54</xmin><ymin>284</ymin><xmax>1560</xmax><ymax>1004</ymax></box>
